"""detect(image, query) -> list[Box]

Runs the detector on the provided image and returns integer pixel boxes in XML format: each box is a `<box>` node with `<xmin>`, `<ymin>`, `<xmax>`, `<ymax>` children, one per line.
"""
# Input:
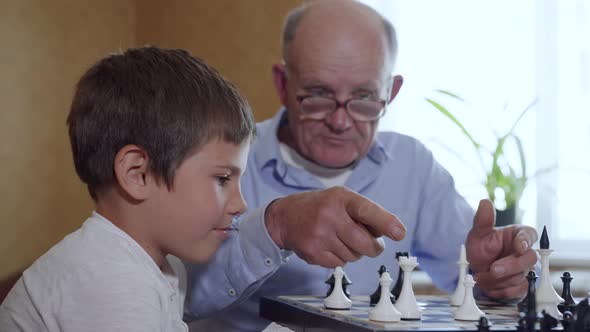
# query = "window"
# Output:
<box><xmin>362</xmin><ymin>0</ymin><xmax>590</xmax><ymax>259</ymax></box>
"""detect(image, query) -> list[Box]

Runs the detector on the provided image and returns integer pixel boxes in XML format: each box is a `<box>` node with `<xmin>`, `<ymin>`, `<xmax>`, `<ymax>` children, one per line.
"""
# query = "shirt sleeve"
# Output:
<box><xmin>184</xmin><ymin>202</ymin><xmax>292</xmax><ymax>320</ymax></box>
<box><xmin>411</xmin><ymin>146</ymin><xmax>475</xmax><ymax>293</ymax></box>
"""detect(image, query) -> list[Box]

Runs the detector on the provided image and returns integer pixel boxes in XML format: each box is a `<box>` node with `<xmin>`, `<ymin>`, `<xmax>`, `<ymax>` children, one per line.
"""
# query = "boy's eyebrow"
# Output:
<box><xmin>215</xmin><ymin>165</ymin><xmax>243</xmax><ymax>175</ymax></box>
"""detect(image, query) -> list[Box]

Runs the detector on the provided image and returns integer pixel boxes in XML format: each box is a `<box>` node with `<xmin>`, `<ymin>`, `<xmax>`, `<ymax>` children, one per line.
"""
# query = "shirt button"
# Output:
<box><xmin>264</xmin><ymin>257</ymin><xmax>273</xmax><ymax>267</ymax></box>
<box><xmin>228</xmin><ymin>288</ymin><xmax>236</xmax><ymax>297</ymax></box>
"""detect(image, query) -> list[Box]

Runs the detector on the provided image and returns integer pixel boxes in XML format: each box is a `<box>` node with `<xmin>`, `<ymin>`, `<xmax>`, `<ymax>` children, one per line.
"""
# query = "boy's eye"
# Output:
<box><xmin>216</xmin><ymin>175</ymin><xmax>231</xmax><ymax>186</ymax></box>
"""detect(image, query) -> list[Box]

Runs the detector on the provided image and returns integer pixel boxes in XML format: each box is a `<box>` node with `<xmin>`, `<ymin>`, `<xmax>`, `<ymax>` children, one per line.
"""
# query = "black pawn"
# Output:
<box><xmin>524</xmin><ymin>271</ymin><xmax>540</xmax><ymax>332</ymax></box>
<box><xmin>540</xmin><ymin>310</ymin><xmax>558</xmax><ymax>332</ymax></box>
<box><xmin>540</xmin><ymin>225</ymin><xmax>550</xmax><ymax>249</ymax></box>
<box><xmin>325</xmin><ymin>271</ymin><xmax>352</xmax><ymax>299</ymax></box>
<box><xmin>558</xmin><ymin>272</ymin><xmax>577</xmax><ymax>314</ymax></box>
<box><xmin>561</xmin><ymin>311</ymin><xmax>574</xmax><ymax>332</ymax></box>
<box><xmin>370</xmin><ymin>265</ymin><xmax>395</xmax><ymax>306</ymax></box>
<box><xmin>477</xmin><ymin>316</ymin><xmax>491</xmax><ymax>332</ymax></box>
<box><xmin>518</xmin><ymin>270</ymin><xmax>538</xmax><ymax>312</ymax></box>
<box><xmin>572</xmin><ymin>298</ymin><xmax>590</xmax><ymax>332</ymax></box>
<box><xmin>391</xmin><ymin>251</ymin><xmax>408</xmax><ymax>300</ymax></box>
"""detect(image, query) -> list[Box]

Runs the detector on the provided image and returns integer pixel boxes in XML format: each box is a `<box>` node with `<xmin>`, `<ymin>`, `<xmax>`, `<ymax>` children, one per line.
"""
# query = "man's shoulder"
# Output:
<box><xmin>375</xmin><ymin>131</ymin><xmax>430</xmax><ymax>154</ymax></box>
<box><xmin>254</xmin><ymin>116</ymin><xmax>278</xmax><ymax>141</ymax></box>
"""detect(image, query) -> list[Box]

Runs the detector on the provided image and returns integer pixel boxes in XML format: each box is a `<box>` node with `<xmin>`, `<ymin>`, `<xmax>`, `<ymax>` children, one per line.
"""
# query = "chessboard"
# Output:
<box><xmin>260</xmin><ymin>295</ymin><xmax>535</xmax><ymax>332</ymax></box>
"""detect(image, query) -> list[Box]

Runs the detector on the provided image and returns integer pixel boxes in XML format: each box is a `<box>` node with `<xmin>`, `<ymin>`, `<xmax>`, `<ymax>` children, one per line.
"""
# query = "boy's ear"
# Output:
<box><xmin>114</xmin><ymin>145</ymin><xmax>152</xmax><ymax>200</ymax></box>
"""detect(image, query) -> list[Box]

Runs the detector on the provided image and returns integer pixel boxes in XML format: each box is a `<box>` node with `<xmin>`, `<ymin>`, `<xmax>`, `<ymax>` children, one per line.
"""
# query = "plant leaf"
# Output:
<box><xmin>425</xmin><ymin>98</ymin><xmax>481</xmax><ymax>150</ymax></box>
<box><xmin>509</xmin><ymin>134</ymin><xmax>527</xmax><ymax>179</ymax></box>
<box><xmin>507</xmin><ymin>98</ymin><xmax>538</xmax><ymax>135</ymax></box>
<box><xmin>435</xmin><ymin>89</ymin><xmax>465</xmax><ymax>102</ymax></box>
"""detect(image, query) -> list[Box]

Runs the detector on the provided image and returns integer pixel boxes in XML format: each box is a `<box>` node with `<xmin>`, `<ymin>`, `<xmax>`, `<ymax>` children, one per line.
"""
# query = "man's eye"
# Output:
<box><xmin>216</xmin><ymin>175</ymin><xmax>231</xmax><ymax>186</ymax></box>
<box><xmin>356</xmin><ymin>92</ymin><xmax>375</xmax><ymax>100</ymax></box>
<box><xmin>311</xmin><ymin>91</ymin><xmax>327</xmax><ymax>97</ymax></box>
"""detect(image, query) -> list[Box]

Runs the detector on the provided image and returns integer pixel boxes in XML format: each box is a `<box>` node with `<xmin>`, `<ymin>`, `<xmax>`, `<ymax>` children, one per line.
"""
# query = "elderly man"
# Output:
<box><xmin>186</xmin><ymin>1</ymin><xmax>538</xmax><ymax>331</ymax></box>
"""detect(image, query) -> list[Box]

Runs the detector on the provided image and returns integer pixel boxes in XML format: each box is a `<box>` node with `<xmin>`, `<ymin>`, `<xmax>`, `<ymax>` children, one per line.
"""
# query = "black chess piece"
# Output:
<box><xmin>477</xmin><ymin>316</ymin><xmax>491</xmax><ymax>332</ymax></box>
<box><xmin>558</xmin><ymin>272</ymin><xmax>578</xmax><ymax>314</ymax></box>
<box><xmin>540</xmin><ymin>225</ymin><xmax>550</xmax><ymax>249</ymax></box>
<box><xmin>325</xmin><ymin>271</ymin><xmax>352</xmax><ymax>299</ymax></box>
<box><xmin>518</xmin><ymin>269</ymin><xmax>537</xmax><ymax>312</ymax></box>
<box><xmin>540</xmin><ymin>310</ymin><xmax>558</xmax><ymax>332</ymax></box>
<box><xmin>572</xmin><ymin>298</ymin><xmax>590</xmax><ymax>332</ymax></box>
<box><xmin>391</xmin><ymin>251</ymin><xmax>408</xmax><ymax>300</ymax></box>
<box><xmin>524</xmin><ymin>271</ymin><xmax>540</xmax><ymax>332</ymax></box>
<box><xmin>370</xmin><ymin>265</ymin><xmax>395</xmax><ymax>306</ymax></box>
<box><xmin>561</xmin><ymin>311</ymin><xmax>575</xmax><ymax>332</ymax></box>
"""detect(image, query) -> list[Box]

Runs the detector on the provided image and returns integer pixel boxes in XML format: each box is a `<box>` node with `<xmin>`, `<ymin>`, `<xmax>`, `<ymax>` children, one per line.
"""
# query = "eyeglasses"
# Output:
<box><xmin>296</xmin><ymin>95</ymin><xmax>387</xmax><ymax>122</ymax></box>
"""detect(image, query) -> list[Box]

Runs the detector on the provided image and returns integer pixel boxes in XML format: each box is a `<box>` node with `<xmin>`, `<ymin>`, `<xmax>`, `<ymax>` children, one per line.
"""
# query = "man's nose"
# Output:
<box><xmin>324</xmin><ymin>107</ymin><xmax>352</xmax><ymax>132</ymax></box>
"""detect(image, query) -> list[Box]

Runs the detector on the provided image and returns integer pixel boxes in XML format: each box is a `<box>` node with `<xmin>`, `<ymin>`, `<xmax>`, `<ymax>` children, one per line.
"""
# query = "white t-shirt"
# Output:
<box><xmin>0</xmin><ymin>212</ymin><xmax>188</xmax><ymax>332</ymax></box>
<box><xmin>279</xmin><ymin>142</ymin><xmax>353</xmax><ymax>187</ymax></box>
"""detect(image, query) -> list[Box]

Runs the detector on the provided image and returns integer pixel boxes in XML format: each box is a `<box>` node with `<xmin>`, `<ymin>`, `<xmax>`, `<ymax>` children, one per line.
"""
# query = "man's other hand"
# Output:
<box><xmin>466</xmin><ymin>199</ymin><xmax>538</xmax><ymax>300</ymax></box>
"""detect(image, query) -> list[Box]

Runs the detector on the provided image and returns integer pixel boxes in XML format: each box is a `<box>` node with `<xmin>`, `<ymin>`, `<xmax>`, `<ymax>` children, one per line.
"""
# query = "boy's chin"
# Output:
<box><xmin>177</xmin><ymin>246</ymin><xmax>220</xmax><ymax>264</ymax></box>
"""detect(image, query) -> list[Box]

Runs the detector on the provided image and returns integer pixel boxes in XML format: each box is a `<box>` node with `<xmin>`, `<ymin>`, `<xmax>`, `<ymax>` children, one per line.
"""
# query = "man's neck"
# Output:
<box><xmin>277</xmin><ymin>123</ymin><xmax>354</xmax><ymax>187</ymax></box>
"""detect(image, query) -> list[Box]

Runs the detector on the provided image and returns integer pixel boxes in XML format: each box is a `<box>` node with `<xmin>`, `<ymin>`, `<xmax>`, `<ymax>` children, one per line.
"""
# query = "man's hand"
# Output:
<box><xmin>466</xmin><ymin>199</ymin><xmax>538</xmax><ymax>300</ymax></box>
<box><xmin>264</xmin><ymin>186</ymin><xmax>406</xmax><ymax>268</ymax></box>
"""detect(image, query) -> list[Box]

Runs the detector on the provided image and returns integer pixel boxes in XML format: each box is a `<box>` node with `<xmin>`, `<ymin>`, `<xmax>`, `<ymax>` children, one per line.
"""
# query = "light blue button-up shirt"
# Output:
<box><xmin>186</xmin><ymin>109</ymin><xmax>475</xmax><ymax>331</ymax></box>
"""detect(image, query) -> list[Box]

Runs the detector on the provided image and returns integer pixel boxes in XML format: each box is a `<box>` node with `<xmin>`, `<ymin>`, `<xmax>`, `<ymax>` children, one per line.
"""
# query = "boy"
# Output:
<box><xmin>0</xmin><ymin>46</ymin><xmax>255</xmax><ymax>331</ymax></box>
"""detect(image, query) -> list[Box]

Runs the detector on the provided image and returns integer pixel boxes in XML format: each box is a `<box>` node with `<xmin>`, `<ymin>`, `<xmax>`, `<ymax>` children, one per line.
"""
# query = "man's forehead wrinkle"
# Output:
<box><xmin>296</xmin><ymin>62</ymin><xmax>381</xmax><ymax>89</ymax></box>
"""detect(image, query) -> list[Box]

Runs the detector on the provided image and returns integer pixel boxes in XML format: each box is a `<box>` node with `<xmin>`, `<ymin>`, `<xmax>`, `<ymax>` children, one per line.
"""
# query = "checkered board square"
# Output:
<box><xmin>276</xmin><ymin>295</ymin><xmax>522</xmax><ymax>331</ymax></box>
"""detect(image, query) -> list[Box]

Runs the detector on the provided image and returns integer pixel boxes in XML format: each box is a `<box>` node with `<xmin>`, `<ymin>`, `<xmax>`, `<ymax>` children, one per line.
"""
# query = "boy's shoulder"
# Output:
<box><xmin>24</xmin><ymin>214</ymin><xmax>159</xmax><ymax>298</ymax></box>
<box><xmin>1</xmin><ymin>214</ymin><xmax>175</xmax><ymax>329</ymax></box>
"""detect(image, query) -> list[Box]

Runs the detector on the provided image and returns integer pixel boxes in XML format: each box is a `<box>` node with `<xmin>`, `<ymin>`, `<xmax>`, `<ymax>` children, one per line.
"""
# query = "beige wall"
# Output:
<box><xmin>136</xmin><ymin>0</ymin><xmax>300</xmax><ymax>120</ymax></box>
<box><xmin>0</xmin><ymin>0</ymin><xmax>136</xmax><ymax>280</ymax></box>
<box><xmin>0</xmin><ymin>0</ymin><xmax>299</xmax><ymax>281</ymax></box>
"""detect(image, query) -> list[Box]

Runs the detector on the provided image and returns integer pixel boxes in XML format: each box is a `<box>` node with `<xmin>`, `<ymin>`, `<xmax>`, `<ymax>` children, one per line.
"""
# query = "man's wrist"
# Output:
<box><xmin>264</xmin><ymin>198</ymin><xmax>286</xmax><ymax>249</ymax></box>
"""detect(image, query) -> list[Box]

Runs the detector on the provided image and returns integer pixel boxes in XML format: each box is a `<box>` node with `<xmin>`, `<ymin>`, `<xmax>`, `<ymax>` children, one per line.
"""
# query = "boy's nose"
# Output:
<box><xmin>229</xmin><ymin>191</ymin><xmax>247</xmax><ymax>217</ymax></box>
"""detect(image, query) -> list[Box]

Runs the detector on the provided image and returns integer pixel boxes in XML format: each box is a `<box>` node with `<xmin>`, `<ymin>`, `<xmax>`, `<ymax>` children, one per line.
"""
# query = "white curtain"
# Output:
<box><xmin>362</xmin><ymin>0</ymin><xmax>590</xmax><ymax>257</ymax></box>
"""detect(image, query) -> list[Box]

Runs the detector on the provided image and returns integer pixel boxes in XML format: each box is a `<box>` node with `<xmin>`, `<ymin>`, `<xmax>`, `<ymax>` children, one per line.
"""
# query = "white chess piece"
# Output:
<box><xmin>536</xmin><ymin>248</ymin><xmax>563</xmax><ymax>319</ymax></box>
<box><xmin>369</xmin><ymin>271</ymin><xmax>402</xmax><ymax>322</ymax></box>
<box><xmin>394</xmin><ymin>256</ymin><xmax>422</xmax><ymax>320</ymax></box>
<box><xmin>450</xmin><ymin>244</ymin><xmax>468</xmax><ymax>306</ymax></box>
<box><xmin>324</xmin><ymin>267</ymin><xmax>352</xmax><ymax>310</ymax></box>
<box><xmin>454</xmin><ymin>274</ymin><xmax>485</xmax><ymax>321</ymax></box>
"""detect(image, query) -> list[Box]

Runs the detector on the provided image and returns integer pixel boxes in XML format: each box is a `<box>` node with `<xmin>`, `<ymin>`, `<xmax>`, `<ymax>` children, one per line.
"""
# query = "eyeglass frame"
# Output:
<box><xmin>295</xmin><ymin>95</ymin><xmax>388</xmax><ymax>122</ymax></box>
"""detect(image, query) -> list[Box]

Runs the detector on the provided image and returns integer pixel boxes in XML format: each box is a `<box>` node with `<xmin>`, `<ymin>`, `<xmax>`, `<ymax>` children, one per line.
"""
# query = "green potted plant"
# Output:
<box><xmin>425</xmin><ymin>90</ymin><xmax>539</xmax><ymax>226</ymax></box>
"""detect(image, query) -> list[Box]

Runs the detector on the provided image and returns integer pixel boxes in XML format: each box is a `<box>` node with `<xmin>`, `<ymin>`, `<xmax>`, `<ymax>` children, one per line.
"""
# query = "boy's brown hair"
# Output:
<box><xmin>67</xmin><ymin>47</ymin><xmax>255</xmax><ymax>200</ymax></box>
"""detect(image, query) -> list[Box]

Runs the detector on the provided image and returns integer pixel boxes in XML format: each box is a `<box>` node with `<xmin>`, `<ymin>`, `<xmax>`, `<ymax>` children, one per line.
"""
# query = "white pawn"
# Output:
<box><xmin>324</xmin><ymin>267</ymin><xmax>352</xmax><ymax>310</ymax></box>
<box><xmin>394</xmin><ymin>256</ymin><xmax>422</xmax><ymax>320</ymax></box>
<box><xmin>454</xmin><ymin>274</ymin><xmax>485</xmax><ymax>321</ymax></box>
<box><xmin>451</xmin><ymin>244</ymin><xmax>469</xmax><ymax>306</ymax></box>
<box><xmin>369</xmin><ymin>272</ymin><xmax>402</xmax><ymax>322</ymax></box>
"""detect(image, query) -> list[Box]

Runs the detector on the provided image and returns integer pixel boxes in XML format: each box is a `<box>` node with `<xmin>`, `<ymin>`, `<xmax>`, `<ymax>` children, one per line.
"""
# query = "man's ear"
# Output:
<box><xmin>388</xmin><ymin>75</ymin><xmax>404</xmax><ymax>103</ymax></box>
<box><xmin>272</xmin><ymin>62</ymin><xmax>289</xmax><ymax>105</ymax></box>
<box><xmin>113</xmin><ymin>145</ymin><xmax>152</xmax><ymax>200</ymax></box>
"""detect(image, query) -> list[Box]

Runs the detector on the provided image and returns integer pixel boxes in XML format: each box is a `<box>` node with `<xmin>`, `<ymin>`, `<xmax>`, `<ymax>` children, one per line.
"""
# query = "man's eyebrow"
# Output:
<box><xmin>300</xmin><ymin>83</ymin><xmax>333</xmax><ymax>93</ymax></box>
